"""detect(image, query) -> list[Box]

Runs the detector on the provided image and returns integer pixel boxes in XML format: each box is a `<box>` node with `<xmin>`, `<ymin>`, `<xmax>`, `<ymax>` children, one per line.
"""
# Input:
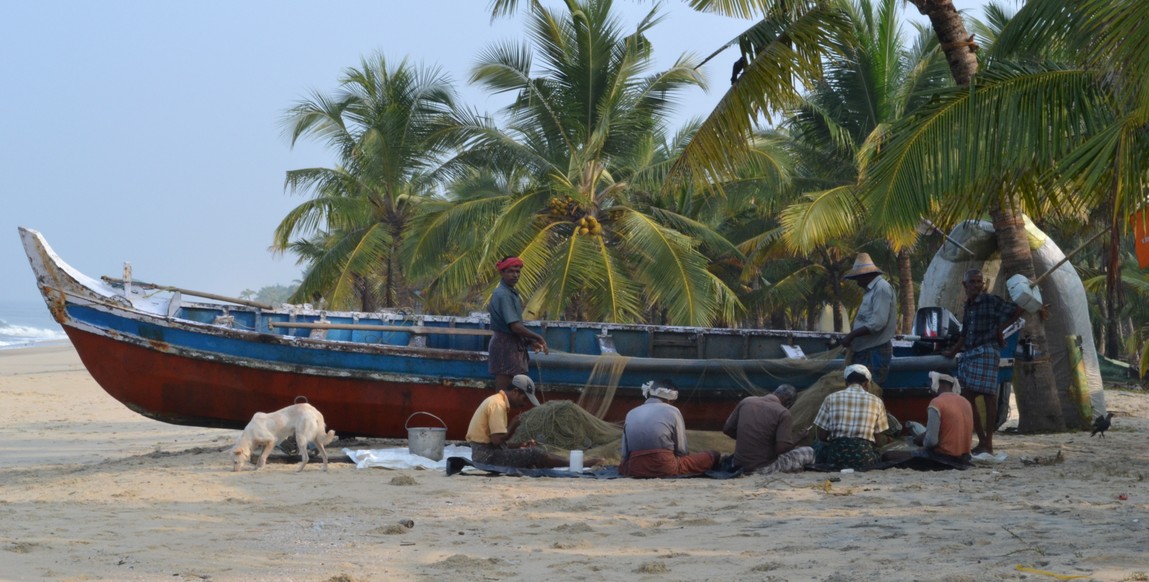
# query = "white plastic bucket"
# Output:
<box><xmin>406</xmin><ymin>412</ymin><xmax>447</xmax><ymax>461</ymax></box>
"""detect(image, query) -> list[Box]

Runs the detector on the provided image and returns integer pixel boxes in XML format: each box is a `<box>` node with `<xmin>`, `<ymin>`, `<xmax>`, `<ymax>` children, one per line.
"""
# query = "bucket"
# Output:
<box><xmin>406</xmin><ymin>412</ymin><xmax>447</xmax><ymax>461</ymax></box>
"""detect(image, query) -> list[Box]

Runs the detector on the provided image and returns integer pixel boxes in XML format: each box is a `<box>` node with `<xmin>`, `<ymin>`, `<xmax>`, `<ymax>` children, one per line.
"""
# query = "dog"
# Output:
<box><xmin>231</xmin><ymin>402</ymin><xmax>337</xmax><ymax>472</ymax></box>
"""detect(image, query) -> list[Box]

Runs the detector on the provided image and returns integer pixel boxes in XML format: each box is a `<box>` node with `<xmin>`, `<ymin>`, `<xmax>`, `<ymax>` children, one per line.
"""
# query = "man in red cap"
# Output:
<box><xmin>488</xmin><ymin>256</ymin><xmax>548</xmax><ymax>392</ymax></box>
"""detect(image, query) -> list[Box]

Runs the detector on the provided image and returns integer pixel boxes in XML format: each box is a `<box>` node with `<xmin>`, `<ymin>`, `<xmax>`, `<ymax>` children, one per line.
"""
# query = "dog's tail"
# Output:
<box><xmin>321</xmin><ymin>429</ymin><xmax>337</xmax><ymax>445</ymax></box>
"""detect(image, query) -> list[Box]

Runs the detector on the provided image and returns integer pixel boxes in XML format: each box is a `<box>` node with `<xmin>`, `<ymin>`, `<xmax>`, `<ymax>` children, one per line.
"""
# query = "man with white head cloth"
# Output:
<box><xmin>913</xmin><ymin>371</ymin><xmax>974</xmax><ymax>466</ymax></box>
<box><xmin>619</xmin><ymin>379</ymin><xmax>720</xmax><ymax>478</ymax></box>
<box><xmin>812</xmin><ymin>364</ymin><xmax>889</xmax><ymax>469</ymax></box>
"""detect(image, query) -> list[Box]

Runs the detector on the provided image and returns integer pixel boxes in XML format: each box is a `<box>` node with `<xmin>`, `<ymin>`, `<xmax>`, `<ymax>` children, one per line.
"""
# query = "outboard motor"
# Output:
<box><xmin>910</xmin><ymin>306</ymin><xmax>961</xmax><ymax>355</ymax></box>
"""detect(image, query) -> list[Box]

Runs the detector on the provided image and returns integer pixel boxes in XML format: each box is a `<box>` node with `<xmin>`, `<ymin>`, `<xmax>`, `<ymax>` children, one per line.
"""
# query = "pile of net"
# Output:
<box><xmin>508</xmin><ymin>400</ymin><xmax>734</xmax><ymax>463</ymax></box>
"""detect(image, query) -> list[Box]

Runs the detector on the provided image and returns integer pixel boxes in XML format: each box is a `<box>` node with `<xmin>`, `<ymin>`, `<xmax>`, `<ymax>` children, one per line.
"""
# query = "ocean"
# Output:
<box><xmin>0</xmin><ymin>299</ymin><xmax>68</xmax><ymax>350</ymax></box>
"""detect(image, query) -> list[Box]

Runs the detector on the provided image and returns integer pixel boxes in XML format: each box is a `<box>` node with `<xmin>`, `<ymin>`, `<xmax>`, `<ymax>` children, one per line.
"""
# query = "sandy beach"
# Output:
<box><xmin>1</xmin><ymin>344</ymin><xmax>1147</xmax><ymax>582</ymax></box>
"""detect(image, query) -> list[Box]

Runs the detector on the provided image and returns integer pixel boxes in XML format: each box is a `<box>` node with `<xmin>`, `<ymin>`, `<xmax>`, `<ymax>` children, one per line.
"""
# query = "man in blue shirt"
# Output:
<box><xmin>488</xmin><ymin>256</ymin><xmax>548</xmax><ymax>393</ymax></box>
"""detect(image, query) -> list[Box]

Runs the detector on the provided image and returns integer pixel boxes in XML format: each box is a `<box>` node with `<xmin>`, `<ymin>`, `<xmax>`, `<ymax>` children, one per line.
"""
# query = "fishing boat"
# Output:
<box><xmin>19</xmin><ymin>227</ymin><xmax>1017</xmax><ymax>439</ymax></box>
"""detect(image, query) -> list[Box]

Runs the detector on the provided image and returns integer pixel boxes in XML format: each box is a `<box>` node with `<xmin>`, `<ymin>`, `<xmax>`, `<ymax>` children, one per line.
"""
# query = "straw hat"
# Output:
<box><xmin>843</xmin><ymin>253</ymin><xmax>882</xmax><ymax>279</ymax></box>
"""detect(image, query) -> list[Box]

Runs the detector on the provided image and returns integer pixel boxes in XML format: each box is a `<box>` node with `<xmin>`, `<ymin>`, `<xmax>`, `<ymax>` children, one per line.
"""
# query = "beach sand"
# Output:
<box><xmin>1</xmin><ymin>345</ymin><xmax>1147</xmax><ymax>582</ymax></box>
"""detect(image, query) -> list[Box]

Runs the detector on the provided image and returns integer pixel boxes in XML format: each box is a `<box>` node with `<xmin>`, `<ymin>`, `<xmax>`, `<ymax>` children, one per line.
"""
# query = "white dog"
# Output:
<box><xmin>231</xmin><ymin>403</ymin><xmax>337</xmax><ymax>472</ymax></box>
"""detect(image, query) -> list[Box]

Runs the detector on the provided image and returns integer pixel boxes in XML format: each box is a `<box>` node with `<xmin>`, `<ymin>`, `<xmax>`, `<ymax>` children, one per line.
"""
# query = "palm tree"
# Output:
<box><xmin>411</xmin><ymin>0</ymin><xmax>743</xmax><ymax>325</ymax></box>
<box><xmin>769</xmin><ymin>0</ymin><xmax>952</xmax><ymax>332</ymax></box>
<box><xmin>668</xmin><ymin>0</ymin><xmax>1080</xmax><ymax>431</ymax></box>
<box><xmin>854</xmin><ymin>0</ymin><xmax>1149</xmax><ymax>430</ymax></box>
<box><xmin>273</xmin><ymin>54</ymin><xmax>460</xmax><ymax>310</ymax></box>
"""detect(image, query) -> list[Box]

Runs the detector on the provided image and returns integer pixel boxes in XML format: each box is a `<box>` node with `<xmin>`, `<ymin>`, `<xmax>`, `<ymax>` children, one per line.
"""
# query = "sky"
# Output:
<box><xmin>1</xmin><ymin>0</ymin><xmax>991</xmax><ymax>305</ymax></box>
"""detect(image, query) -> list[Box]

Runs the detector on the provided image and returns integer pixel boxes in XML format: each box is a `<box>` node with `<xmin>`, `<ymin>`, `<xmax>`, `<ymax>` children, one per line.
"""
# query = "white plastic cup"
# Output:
<box><xmin>569</xmin><ymin>450</ymin><xmax>584</xmax><ymax>472</ymax></box>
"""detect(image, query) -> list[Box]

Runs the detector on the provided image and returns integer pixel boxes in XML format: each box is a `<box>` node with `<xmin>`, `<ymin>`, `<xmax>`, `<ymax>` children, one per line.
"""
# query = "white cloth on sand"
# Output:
<box><xmin>343</xmin><ymin>445</ymin><xmax>472</xmax><ymax>470</ymax></box>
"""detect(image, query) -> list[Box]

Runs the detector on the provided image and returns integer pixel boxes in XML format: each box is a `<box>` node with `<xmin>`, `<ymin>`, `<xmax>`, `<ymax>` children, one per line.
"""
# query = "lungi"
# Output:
<box><xmin>619</xmin><ymin>448</ymin><xmax>718</xmax><ymax>478</ymax></box>
<box><xmin>488</xmin><ymin>331</ymin><xmax>529</xmax><ymax>376</ymax></box>
<box><xmin>814</xmin><ymin>437</ymin><xmax>880</xmax><ymax>469</ymax></box>
<box><xmin>756</xmin><ymin>446</ymin><xmax>815</xmax><ymax>476</ymax></box>
<box><xmin>470</xmin><ymin>442</ymin><xmax>551</xmax><ymax>468</ymax></box>
<box><xmin>957</xmin><ymin>344</ymin><xmax>999</xmax><ymax>396</ymax></box>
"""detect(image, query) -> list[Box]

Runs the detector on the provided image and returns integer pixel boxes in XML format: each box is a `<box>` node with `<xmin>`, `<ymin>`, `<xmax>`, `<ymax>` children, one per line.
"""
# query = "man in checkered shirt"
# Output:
<box><xmin>943</xmin><ymin>268</ymin><xmax>1023</xmax><ymax>455</ymax></box>
<box><xmin>813</xmin><ymin>364</ymin><xmax>890</xmax><ymax>469</ymax></box>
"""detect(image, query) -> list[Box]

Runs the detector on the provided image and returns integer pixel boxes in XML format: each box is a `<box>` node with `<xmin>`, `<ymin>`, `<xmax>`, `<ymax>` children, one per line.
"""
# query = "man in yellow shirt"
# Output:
<box><xmin>465</xmin><ymin>375</ymin><xmax>571</xmax><ymax>468</ymax></box>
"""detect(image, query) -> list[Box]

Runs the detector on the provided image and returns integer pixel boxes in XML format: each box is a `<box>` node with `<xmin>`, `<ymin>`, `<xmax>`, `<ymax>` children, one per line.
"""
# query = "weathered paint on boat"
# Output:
<box><xmin>19</xmin><ymin>227</ymin><xmax>1013</xmax><ymax>438</ymax></box>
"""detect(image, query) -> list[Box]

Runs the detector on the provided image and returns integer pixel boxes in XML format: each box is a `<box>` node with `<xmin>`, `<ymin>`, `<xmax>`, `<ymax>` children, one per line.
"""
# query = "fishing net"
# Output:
<box><xmin>508</xmin><ymin>400</ymin><xmax>736</xmax><ymax>464</ymax></box>
<box><xmin>509</xmin><ymin>401</ymin><xmax>622</xmax><ymax>451</ymax></box>
<box><xmin>580</xmin><ymin>430</ymin><xmax>735</xmax><ymax>464</ymax></box>
<box><xmin>576</xmin><ymin>353</ymin><xmax>629</xmax><ymax>418</ymax></box>
<box><xmin>566</xmin><ymin>346</ymin><xmax>848</xmax><ymax>418</ymax></box>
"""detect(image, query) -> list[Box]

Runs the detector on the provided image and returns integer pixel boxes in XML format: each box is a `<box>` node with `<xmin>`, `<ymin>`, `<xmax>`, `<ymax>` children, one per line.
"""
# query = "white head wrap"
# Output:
<box><xmin>641</xmin><ymin>380</ymin><xmax>678</xmax><ymax>401</ymax></box>
<box><xmin>843</xmin><ymin>364</ymin><xmax>872</xmax><ymax>382</ymax></box>
<box><xmin>928</xmin><ymin>371</ymin><xmax>961</xmax><ymax>396</ymax></box>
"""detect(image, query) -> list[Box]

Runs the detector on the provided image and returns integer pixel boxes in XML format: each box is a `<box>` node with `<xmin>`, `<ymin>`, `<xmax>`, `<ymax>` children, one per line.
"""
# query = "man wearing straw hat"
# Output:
<box><xmin>488</xmin><ymin>256</ymin><xmax>548</xmax><ymax>393</ymax></box>
<box><xmin>839</xmin><ymin>252</ymin><xmax>897</xmax><ymax>385</ymax></box>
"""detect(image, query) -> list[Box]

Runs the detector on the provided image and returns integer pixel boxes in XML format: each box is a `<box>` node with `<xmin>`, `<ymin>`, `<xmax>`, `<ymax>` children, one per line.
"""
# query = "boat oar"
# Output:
<box><xmin>101</xmin><ymin>276</ymin><xmax>274</xmax><ymax>310</ymax></box>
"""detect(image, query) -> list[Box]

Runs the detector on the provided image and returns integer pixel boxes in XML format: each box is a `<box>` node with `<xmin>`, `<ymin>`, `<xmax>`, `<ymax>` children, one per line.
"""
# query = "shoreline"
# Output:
<box><xmin>1</xmin><ymin>345</ymin><xmax>1146</xmax><ymax>581</ymax></box>
<box><xmin>0</xmin><ymin>338</ymin><xmax>72</xmax><ymax>354</ymax></box>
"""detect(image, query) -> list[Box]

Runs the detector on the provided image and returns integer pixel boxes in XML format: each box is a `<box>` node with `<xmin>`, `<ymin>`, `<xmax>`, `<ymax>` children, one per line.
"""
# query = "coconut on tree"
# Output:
<box><xmin>408</xmin><ymin>0</ymin><xmax>742</xmax><ymax>326</ymax></box>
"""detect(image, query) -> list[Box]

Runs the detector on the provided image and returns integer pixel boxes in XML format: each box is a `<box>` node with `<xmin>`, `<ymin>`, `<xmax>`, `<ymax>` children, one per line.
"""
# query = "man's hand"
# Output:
<box><xmin>533</xmin><ymin>338</ymin><xmax>549</xmax><ymax>355</ymax></box>
<box><xmin>518</xmin><ymin>438</ymin><xmax>538</xmax><ymax>449</ymax></box>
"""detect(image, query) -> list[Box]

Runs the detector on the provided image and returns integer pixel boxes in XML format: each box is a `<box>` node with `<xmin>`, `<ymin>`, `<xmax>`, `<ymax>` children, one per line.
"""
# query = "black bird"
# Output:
<box><xmin>1091</xmin><ymin>412</ymin><xmax>1115</xmax><ymax>438</ymax></box>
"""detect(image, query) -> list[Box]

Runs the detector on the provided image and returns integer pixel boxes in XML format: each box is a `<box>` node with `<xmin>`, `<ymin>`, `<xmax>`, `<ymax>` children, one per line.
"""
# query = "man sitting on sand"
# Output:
<box><xmin>466</xmin><ymin>375</ymin><xmax>573</xmax><ymax>469</ymax></box>
<box><xmin>722</xmin><ymin>384</ymin><xmax>813</xmax><ymax>474</ymax></box>
<box><xmin>812</xmin><ymin>364</ymin><xmax>889</xmax><ymax>470</ymax></box>
<box><xmin>913</xmin><ymin>371</ymin><xmax>973</xmax><ymax>468</ymax></box>
<box><xmin>620</xmin><ymin>379</ymin><xmax>720</xmax><ymax>478</ymax></box>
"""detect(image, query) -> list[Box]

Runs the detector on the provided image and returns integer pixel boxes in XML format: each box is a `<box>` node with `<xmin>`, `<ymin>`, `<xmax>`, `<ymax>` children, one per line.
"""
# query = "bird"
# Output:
<box><xmin>1091</xmin><ymin>412</ymin><xmax>1115</xmax><ymax>438</ymax></box>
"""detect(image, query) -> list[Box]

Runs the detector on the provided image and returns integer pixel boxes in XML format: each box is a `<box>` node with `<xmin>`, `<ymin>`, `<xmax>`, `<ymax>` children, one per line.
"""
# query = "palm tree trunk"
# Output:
<box><xmin>896</xmin><ymin>248</ymin><xmax>915</xmax><ymax>333</ymax></box>
<box><xmin>908</xmin><ymin>0</ymin><xmax>978</xmax><ymax>86</ymax></box>
<box><xmin>1104</xmin><ymin>224</ymin><xmax>1123</xmax><ymax>358</ymax></box>
<box><xmin>915</xmin><ymin>0</ymin><xmax>1067</xmax><ymax>431</ymax></box>
<box><xmin>990</xmin><ymin>203</ymin><xmax>1066</xmax><ymax>433</ymax></box>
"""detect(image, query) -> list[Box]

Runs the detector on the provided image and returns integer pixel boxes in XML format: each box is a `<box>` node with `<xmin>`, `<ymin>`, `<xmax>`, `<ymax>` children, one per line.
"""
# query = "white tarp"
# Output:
<box><xmin>343</xmin><ymin>445</ymin><xmax>472</xmax><ymax>470</ymax></box>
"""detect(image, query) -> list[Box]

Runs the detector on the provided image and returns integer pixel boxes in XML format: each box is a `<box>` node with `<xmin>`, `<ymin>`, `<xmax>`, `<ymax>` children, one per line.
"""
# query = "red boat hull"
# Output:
<box><xmin>68</xmin><ymin>326</ymin><xmax>929</xmax><ymax>440</ymax></box>
<box><xmin>66</xmin><ymin>326</ymin><xmax>760</xmax><ymax>439</ymax></box>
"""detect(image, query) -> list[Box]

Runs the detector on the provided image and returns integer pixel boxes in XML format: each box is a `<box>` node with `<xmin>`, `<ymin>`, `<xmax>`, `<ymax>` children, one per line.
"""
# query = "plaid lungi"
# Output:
<box><xmin>814</xmin><ymin>437</ymin><xmax>880</xmax><ymax>469</ymax></box>
<box><xmin>957</xmin><ymin>343</ymin><xmax>999</xmax><ymax>396</ymax></box>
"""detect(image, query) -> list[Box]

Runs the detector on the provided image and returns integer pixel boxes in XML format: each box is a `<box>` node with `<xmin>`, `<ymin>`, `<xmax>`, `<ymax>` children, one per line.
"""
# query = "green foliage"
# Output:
<box><xmin>274</xmin><ymin>54</ymin><xmax>461</xmax><ymax>311</ymax></box>
<box><xmin>408</xmin><ymin>0</ymin><xmax>745</xmax><ymax>325</ymax></box>
<box><xmin>239</xmin><ymin>284</ymin><xmax>299</xmax><ymax>306</ymax></box>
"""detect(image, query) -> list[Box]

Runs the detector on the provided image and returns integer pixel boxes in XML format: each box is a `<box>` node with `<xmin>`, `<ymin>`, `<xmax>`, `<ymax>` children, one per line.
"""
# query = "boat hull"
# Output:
<box><xmin>20</xmin><ymin>226</ymin><xmax>1013</xmax><ymax>438</ymax></box>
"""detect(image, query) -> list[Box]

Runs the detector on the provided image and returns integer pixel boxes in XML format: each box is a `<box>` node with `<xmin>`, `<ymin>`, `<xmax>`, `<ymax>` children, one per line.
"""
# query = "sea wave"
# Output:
<box><xmin>0</xmin><ymin>320</ymin><xmax>68</xmax><ymax>349</ymax></box>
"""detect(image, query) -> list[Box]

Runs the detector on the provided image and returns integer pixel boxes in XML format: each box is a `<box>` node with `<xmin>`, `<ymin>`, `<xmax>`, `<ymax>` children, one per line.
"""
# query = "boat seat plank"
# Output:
<box><xmin>267</xmin><ymin>321</ymin><xmax>492</xmax><ymax>337</ymax></box>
